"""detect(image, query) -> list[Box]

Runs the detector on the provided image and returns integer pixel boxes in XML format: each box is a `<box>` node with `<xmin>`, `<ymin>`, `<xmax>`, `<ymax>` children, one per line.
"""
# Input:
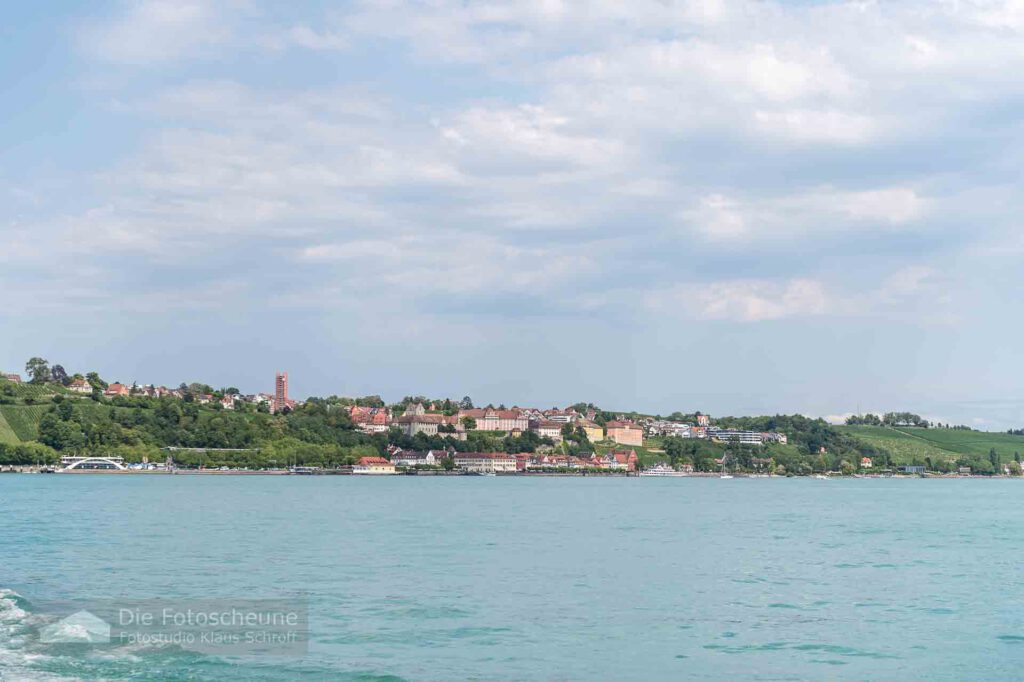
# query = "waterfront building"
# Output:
<box><xmin>274</xmin><ymin>371</ymin><xmax>288</xmax><ymax>413</ymax></box>
<box><xmin>457</xmin><ymin>408</ymin><xmax>529</xmax><ymax>432</ymax></box>
<box><xmin>391</xmin><ymin>449</ymin><xmax>449</xmax><ymax>467</ymax></box>
<box><xmin>608</xmin><ymin>449</ymin><xmax>639</xmax><ymax>471</ymax></box>
<box><xmin>606</xmin><ymin>420</ymin><xmax>643</xmax><ymax>446</ymax></box>
<box><xmin>353</xmin><ymin>456</ymin><xmax>396</xmax><ymax>475</ymax></box>
<box><xmin>454</xmin><ymin>452</ymin><xmax>517</xmax><ymax>473</ymax></box>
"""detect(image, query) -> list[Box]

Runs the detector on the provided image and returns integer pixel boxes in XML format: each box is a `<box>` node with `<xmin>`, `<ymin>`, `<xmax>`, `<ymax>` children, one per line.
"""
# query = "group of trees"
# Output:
<box><xmin>845</xmin><ymin>412</ymin><xmax>931</xmax><ymax>428</ymax></box>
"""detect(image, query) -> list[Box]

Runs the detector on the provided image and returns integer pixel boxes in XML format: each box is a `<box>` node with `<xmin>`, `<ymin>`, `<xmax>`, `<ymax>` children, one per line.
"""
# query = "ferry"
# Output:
<box><xmin>639</xmin><ymin>464</ymin><xmax>689</xmax><ymax>477</ymax></box>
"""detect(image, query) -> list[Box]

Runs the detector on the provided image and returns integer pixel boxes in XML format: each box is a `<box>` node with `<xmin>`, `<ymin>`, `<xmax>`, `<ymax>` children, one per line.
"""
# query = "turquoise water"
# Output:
<box><xmin>3</xmin><ymin>475</ymin><xmax>1024</xmax><ymax>680</ymax></box>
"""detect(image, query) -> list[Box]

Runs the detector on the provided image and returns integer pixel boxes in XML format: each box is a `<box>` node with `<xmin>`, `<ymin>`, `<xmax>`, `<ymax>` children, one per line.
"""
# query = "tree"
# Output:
<box><xmin>86</xmin><ymin>372</ymin><xmax>107</xmax><ymax>390</ymax></box>
<box><xmin>461</xmin><ymin>416</ymin><xmax>477</xmax><ymax>430</ymax></box>
<box><xmin>460</xmin><ymin>396</ymin><xmax>474</xmax><ymax>409</ymax></box>
<box><xmin>25</xmin><ymin>357</ymin><xmax>50</xmax><ymax>384</ymax></box>
<box><xmin>51</xmin><ymin>364</ymin><xmax>69</xmax><ymax>386</ymax></box>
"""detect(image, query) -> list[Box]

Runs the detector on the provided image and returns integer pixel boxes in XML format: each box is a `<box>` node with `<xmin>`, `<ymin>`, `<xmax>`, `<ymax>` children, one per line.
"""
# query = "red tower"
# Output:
<box><xmin>274</xmin><ymin>371</ymin><xmax>288</xmax><ymax>413</ymax></box>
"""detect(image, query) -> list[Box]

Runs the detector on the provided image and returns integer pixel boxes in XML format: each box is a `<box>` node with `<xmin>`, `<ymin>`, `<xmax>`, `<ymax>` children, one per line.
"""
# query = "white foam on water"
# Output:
<box><xmin>0</xmin><ymin>588</ymin><xmax>83</xmax><ymax>681</ymax></box>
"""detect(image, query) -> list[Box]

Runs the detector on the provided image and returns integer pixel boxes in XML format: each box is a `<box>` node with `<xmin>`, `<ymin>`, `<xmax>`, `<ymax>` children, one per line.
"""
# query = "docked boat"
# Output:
<box><xmin>640</xmin><ymin>464</ymin><xmax>689</xmax><ymax>477</ymax></box>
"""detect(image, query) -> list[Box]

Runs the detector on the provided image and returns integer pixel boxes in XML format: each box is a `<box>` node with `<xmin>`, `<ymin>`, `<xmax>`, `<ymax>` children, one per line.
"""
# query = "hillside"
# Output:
<box><xmin>838</xmin><ymin>425</ymin><xmax>1024</xmax><ymax>465</ymax></box>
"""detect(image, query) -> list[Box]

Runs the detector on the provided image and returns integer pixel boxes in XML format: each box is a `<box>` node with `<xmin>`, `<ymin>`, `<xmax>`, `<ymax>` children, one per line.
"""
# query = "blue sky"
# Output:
<box><xmin>3</xmin><ymin>0</ymin><xmax>1024</xmax><ymax>428</ymax></box>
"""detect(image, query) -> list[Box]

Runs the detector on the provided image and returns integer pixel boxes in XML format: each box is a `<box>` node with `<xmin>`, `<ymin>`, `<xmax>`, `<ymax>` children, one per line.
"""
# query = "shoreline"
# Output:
<box><xmin>0</xmin><ymin>466</ymin><xmax>1015</xmax><ymax>479</ymax></box>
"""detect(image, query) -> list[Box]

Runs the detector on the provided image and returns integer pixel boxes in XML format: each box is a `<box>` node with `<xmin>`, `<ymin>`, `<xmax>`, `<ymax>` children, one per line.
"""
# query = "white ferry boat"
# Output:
<box><xmin>639</xmin><ymin>464</ymin><xmax>689</xmax><ymax>477</ymax></box>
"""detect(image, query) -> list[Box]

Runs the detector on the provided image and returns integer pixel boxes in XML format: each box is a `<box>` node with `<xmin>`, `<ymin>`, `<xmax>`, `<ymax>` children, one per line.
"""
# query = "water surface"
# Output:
<box><xmin>2</xmin><ymin>475</ymin><xmax>1023</xmax><ymax>680</ymax></box>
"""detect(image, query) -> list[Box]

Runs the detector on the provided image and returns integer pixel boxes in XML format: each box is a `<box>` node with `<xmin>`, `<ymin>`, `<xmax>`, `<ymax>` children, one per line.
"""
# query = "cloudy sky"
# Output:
<box><xmin>3</xmin><ymin>0</ymin><xmax>1024</xmax><ymax>427</ymax></box>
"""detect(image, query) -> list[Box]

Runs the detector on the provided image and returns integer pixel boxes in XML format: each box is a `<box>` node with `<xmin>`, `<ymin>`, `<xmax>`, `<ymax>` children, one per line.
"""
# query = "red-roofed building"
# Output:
<box><xmin>353</xmin><ymin>456</ymin><xmax>396</xmax><ymax>475</ymax></box>
<box><xmin>349</xmin><ymin>406</ymin><xmax>392</xmax><ymax>434</ymax></box>
<box><xmin>606</xmin><ymin>420</ymin><xmax>643</xmax><ymax>447</ymax></box>
<box><xmin>457</xmin><ymin>408</ymin><xmax>529</xmax><ymax>432</ymax></box>
<box><xmin>68</xmin><ymin>378</ymin><xmax>92</xmax><ymax>394</ymax></box>
<box><xmin>104</xmin><ymin>383</ymin><xmax>130</xmax><ymax>397</ymax></box>
<box><xmin>610</xmin><ymin>449</ymin><xmax>639</xmax><ymax>472</ymax></box>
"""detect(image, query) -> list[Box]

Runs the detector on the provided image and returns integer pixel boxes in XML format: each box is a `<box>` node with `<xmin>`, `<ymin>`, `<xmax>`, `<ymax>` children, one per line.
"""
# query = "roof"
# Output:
<box><xmin>357</xmin><ymin>456</ymin><xmax>391</xmax><ymax>465</ymax></box>
<box><xmin>459</xmin><ymin>408</ymin><xmax>525</xmax><ymax>420</ymax></box>
<box><xmin>606</xmin><ymin>420</ymin><xmax>640</xmax><ymax>429</ymax></box>
<box><xmin>454</xmin><ymin>452</ymin><xmax>516</xmax><ymax>460</ymax></box>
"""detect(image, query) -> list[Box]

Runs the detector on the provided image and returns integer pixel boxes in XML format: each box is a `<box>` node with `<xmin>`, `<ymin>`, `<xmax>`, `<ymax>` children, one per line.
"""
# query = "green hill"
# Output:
<box><xmin>0</xmin><ymin>410</ymin><xmax>19</xmax><ymax>444</ymax></box>
<box><xmin>838</xmin><ymin>425</ymin><xmax>1024</xmax><ymax>464</ymax></box>
<box><xmin>0</xmin><ymin>404</ymin><xmax>53</xmax><ymax>441</ymax></box>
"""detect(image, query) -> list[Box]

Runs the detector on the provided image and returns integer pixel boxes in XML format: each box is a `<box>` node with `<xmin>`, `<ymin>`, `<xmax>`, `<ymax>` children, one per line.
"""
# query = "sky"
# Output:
<box><xmin>3</xmin><ymin>0</ymin><xmax>1024</xmax><ymax>429</ymax></box>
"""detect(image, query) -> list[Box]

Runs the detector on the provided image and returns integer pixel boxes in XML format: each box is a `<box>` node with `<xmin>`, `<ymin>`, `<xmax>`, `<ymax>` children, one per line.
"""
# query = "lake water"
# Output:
<box><xmin>2</xmin><ymin>475</ymin><xmax>1024</xmax><ymax>680</ymax></box>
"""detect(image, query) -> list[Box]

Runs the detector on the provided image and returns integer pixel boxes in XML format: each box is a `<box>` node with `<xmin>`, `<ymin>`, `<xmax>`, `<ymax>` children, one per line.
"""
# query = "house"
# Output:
<box><xmin>1</xmin><ymin>373</ymin><xmax>22</xmax><ymax>384</ymax></box>
<box><xmin>605</xmin><ymin>420</ymin><xmax>643</xmax><ymax>446</ymax></box>
<box><xmin>219</xmin><ymin>395</ymin><xmax>235</xmax><ymax>410</ymax></box>
<box><xmin>696</xmin><ymin>414</ymin><xmax>710</xmax><ymax>427</ymax></box>
<box><xmin>103</xmin><ymin>383</ymin><xmax>130</xmax><ymax>397</ymax></box>
<box><xmin>457</xmin><ymin>408</ymin><xmax>530</xmax><ymax>432</ymax></box>
<box><xmin>68</xmin><ymin>378</ymin><xmax>92</xmax><ymax>394</ymax></box>
<box><xmin>391</xmin><ymin>449</ymin><xmax>448</xmax><ymax>467</ymax></box>
<box><xmin>196</xmin><ymin>394</ymin><xmax>213</xmax><ymax>405</ymax></box>
<box><xmin>609</xmin><ymin>449</ymin><xmax>639</xmax><ymax>472</ymax></box>
<box><xmin>454</xmin><ymin>452</ymin><xmax>517</xmax><ymax>473</ymax></box>
<box><xmin>761</xmin><ymin>432</ymin><xmax>788</xmax><ymax>445</ymax></box>
<box><xmin>898</xmin><ymin>465</ymin><xmax>925</xmax><ymax>474</ymax></box>
<box><xmin>349</xmin><ymin>406</ymin><xmax>391</xmax><ymax>434</ymax></box>
<box><xmin>542</xmin><ymin>408</ymin><xmax>577</xmax><ymax>424</ymax></box>
<box><xmin>576</xmin><ymin>419</ymin><xmax>604</xmax><ymax>443</ymax></box>
<box><xmin>393</xmin><ymin>413</ymin><xmax>466</xmax><ymax>440</ymax></box>
<box><xmin>860</xmin><ymin>457</ymin><xmax>873</xmax><ymax>469</ymax></box>
<box><xmin>353</xmin><ymin>456</ymin><xmax>396</xmax><ymax>475</ymax></box>
<box><xmin>530</xmin><ymin>419</ymin><xmax>564</xmax><ymax>442</ymax></box>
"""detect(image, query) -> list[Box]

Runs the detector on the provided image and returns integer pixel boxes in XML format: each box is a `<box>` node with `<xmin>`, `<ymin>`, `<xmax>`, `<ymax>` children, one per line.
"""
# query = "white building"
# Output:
<box><xmin>454</xmin><ymin>453</ymin><xmax>517</xmax><ymax>473</ymax></box>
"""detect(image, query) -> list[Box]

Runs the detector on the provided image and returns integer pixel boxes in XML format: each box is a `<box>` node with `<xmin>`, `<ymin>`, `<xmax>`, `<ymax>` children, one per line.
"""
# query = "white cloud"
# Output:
<box><xmin>78</xmin><ymin>1</ymin><xmax>232</xmax><ymax>63</ymax></box>
<box><xmin>649</xmin><ymin>278</ymin><xmax>831</xmax><ymax>322</ymax></box>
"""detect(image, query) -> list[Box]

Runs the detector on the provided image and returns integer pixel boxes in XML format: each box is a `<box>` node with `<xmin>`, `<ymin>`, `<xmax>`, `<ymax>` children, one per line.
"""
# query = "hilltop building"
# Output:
<box><xmin>606</xmin><ymin>420</ymin><xmax>643</xmax><ymax>446</ymax></box>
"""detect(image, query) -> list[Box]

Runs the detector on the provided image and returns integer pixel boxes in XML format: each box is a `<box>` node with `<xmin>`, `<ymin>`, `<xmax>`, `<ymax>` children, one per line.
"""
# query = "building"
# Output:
<box><xmin>543</xmin><ymin>409</ymin><xmax>577</xmax><ymax>424</ymax></box>
<box><xmin>608</xmin><ymin>449</ymin><xmax>639</xmax><ymax>472</ymax></box>
<box><xmin>103</xmin><ymin>383</ymin><xmax>130</xmax><ymax>397</ymax></box>
<box><xmin>454</xmin><ymin>452</ymin><xmax>517</xmax><ymax>473</ymax></box>
<box><xmin>457</xmin><ymin>408</ymin><xmax>529</xmax><ymax>432</ymax></box>
<box><xmin>696</xmin><ymin>414</ymin><xmax>710</xmax><ymax>427</ymax></box>
<box><xmin>219</xmin><ymin>395</ymin><xmax>236</xmax><ymax>410</ymax></box>
<box><xmin>606</xmin><ymin>420</ymin><xmax>643</xmax><ymax>446</ymax></box>
<box><xmin>860</xmin><ymin>457</ymin><xmax>873</xmax><ymax>469</ymax></box>
<box><xmin>353</xmin><ymin>456</ymin><xmax>396</xmax><ymax>474</ymax></box>
<box><xmin>394</xmin><ymin>413</ymin><xmax>466</xmax><ymax>440</ymax></box>
<box><xmin>711</xmin><ymin>430</ymin><xmax>764</xmax><ymax>446</ymax></box>
<box><xmin>576</xmin><ymin>419</ymin><xmax>604</xmax><ymax>443</ymax></box>
<box><xmin>761</xmin><ymin>432</ymin><xmax>788</xmax><ymax>445</ymax></box>
<box><xmin>68</xmin><ymin>378</ymin><xmax>92</xmax><ymax>394</ymax></box>
<box><xmin>1</xmin><ymin>373</ymin><xmax>22</xmax><ymax>384</ymax></box>
<box><xmin>530</xmin><ymin>419</ymin><xmax>564</xmax><ymax>442</ymax></box>
<box><xmin>349</xmin><ymin>406</ymin><xmax>391</xmax><ymax>434</ymax></box>
<box><xmin>390</xmin><ymin>449</ymin><xmax>449</xmax><ymax>467</ymax></box>
<box><xmin>898</xmin><ymin>465</ymin><xmax>925</xmax><ymax>474</ymax></box>
<box><xmin>274</xmin><ymin>371</ymin><xmax>288</xmax><ymax>413</ymax></box>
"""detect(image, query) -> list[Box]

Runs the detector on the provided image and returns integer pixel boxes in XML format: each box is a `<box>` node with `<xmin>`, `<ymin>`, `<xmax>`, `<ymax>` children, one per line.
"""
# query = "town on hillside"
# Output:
<box><xmin>4</xmin><ymin>358</ymin><xmax>1022</xmax><ymax>477</ymax></box>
